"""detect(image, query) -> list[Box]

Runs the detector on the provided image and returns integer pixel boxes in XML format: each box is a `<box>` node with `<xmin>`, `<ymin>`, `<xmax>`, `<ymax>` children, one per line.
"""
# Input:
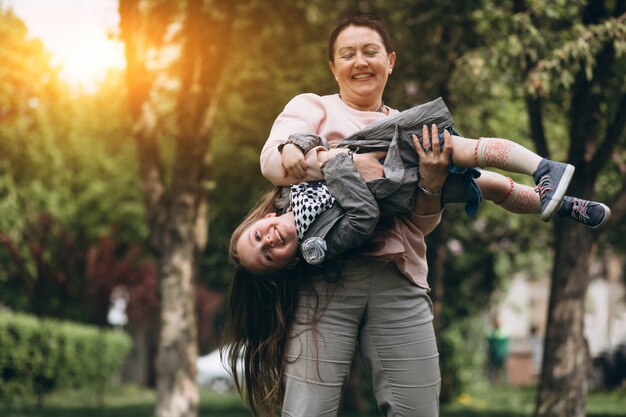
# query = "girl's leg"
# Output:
<box><xmin>447</xmin><ymin>134</ymin><xmax>574</xmax><ymax>221</ymax></box>
<box><xmin>359</xmin><ymin>260</ymin><xmax>440</xmax><ymax>417</ymax></box>
<box><xmin>449</xmin><ymin>135</ymin><xmax>541</xmax><ymax>174</ymax></box>
<box><xmin>282</xmin><ymin>259</ymin><xmax>369</xmax><ymax>417</ymax></box>
<box><xmin>475</xmin><ymin>171</ymin><xmax>540</xmax><ymax>214</ymax></box>
<box><xmin>475</xmin><ymin>170</ymin><xmax>611</xmax><ymax>228</ymax></box>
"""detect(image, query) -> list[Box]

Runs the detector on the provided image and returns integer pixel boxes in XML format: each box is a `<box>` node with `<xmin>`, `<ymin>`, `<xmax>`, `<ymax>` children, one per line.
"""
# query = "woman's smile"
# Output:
<box><xmin>352</xmin><ymin>72</ymin><xmax>375</xmax><ymax>80</ymax></box>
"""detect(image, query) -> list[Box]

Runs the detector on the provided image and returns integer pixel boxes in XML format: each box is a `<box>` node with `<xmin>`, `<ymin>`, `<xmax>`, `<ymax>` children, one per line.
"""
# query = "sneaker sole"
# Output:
<box><xmin>541</xmin><ymin>164</ymin><xmax>575</xmax><ymax>222</ymax></box>
<box><xmin>587</xmin><ymin>203</ymin><xmax>611</xmax><ymax>230</ymax></box>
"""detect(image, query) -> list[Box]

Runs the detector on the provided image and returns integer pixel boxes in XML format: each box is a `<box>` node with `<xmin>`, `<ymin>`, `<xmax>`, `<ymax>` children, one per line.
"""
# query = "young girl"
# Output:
<box><xmin>232</xmin><ymin>99</ymin><xmax>611</xmax><ymax>273</ymax></box>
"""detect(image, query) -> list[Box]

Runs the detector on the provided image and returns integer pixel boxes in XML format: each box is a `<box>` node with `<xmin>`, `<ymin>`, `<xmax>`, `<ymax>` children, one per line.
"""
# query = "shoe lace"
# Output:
<box><xmin>571</xmin><ymin>198</ymin><xmax>591</xmax><ymax>224</ymax></box>
<box><xmin>534</xmin><ymin>176</ymin><xmax>552</xmax><ymax>199</ymax></box>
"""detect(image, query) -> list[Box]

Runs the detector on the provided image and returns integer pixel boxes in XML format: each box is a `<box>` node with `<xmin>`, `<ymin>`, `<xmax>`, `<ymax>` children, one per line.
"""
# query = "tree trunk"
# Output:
<box><xmin>534</xmin><ymin>219</ymin><xmax>594</xmax><ymax>417</ymax></box>
<box><xmin>155</xmin><ymin>205</ymin><xmax>199</xmax><ymax>417</ymax></box>
<box><xmin>119</xmin><ymin>1</ymin><xmax>232</xmax><ymax>416</ymax></box>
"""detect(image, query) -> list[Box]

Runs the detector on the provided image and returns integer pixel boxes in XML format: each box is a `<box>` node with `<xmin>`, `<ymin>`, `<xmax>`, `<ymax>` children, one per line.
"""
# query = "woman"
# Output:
<box><xmin>225</xmin><ymin>13</ymin><xmax>446</xmax><ymax>417</ymax></box>
<box><xmin>225</xmin><ymin>12</ymin><xmax>609</xmax><ymax>417</ymax></box>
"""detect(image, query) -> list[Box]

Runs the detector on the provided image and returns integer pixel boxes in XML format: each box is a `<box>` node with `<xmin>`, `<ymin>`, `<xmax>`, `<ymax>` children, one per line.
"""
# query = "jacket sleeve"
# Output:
<box><xmin>319</xmin><ymin>153</ymin><xmax>380</xmax><ymax>260</ymax></box>
<box><xmin>278</xmin><ymin>133</ymin><xmax>329</xmax><ymax>155</ymax></box>
<box><xmin>260</xmin><ymin>94</ymin><xmax>327</xmax><ymax>185</ymax></box>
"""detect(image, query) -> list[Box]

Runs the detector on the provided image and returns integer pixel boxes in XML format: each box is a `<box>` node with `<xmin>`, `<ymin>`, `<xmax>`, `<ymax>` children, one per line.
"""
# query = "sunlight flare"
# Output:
<box><xmin>6</xmin><ymin>0</ymin><xmax>125</xmax><ymax>91</ymax></box>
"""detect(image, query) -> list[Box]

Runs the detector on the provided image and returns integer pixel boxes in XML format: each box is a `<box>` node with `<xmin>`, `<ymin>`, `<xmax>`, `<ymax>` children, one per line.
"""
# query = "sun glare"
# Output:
<box><xmin>7</xmin><ymin>0</ymin><xmax>125</xmax><ymax>92</ymax></box>
<box><xmin>52</xmin><ymin>29</ymin><xmax>126</xmax><ymax>90</ymax></box>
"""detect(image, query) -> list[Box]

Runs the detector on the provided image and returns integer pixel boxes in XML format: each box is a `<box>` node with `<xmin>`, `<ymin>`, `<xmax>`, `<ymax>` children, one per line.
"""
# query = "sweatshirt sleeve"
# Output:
<box><xmin>260</xmin><ymin>94</ymin><xmax>327</xmax><ymax>185</ymax></box>
<box><xmin>403</xmin><ymin>210</ymin><xmax>443</xmax><ymax>237</ymax></box>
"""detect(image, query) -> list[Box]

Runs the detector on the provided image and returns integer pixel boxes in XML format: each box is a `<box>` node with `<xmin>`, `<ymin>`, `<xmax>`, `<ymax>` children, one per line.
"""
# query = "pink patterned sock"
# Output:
<box><xmin>475</xmin><ymin>138</ymin><xmax>542</xmax><ymax>175</ymax></box>
<box><xmin>496</xmin><ymin>179</ymin><xmax>541</xmax><ymax>214</ymax></box>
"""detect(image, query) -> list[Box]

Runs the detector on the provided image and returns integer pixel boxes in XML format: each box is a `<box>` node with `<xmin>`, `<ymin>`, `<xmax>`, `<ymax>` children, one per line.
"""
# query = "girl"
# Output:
<box><xmin>232</xmin><ymin>100</ymin><xmax>610</xmax><ymax>273</ymax></box>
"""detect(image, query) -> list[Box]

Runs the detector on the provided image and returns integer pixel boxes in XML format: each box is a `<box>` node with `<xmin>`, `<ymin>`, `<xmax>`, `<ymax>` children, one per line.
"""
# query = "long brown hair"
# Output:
<box><xmin>223</xmin><ymin>187</ymin><xmax>303</xmax><ymax>416</ymax></box>
<box><xmin>223</xmin><ymin>265</ymin><xmax>302</xmax><ymax>417</ymax></box>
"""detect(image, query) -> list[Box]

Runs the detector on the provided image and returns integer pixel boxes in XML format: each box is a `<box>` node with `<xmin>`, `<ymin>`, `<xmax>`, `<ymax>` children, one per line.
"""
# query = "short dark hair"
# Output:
<box><xmin>328</xmin><ymin>13</ymin><xmax>394</xmax><ymax>62</ymax></box>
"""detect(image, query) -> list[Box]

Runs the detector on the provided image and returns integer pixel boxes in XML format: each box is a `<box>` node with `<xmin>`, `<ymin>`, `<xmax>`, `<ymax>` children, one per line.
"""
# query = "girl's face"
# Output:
<box><xmin>236</xmin><ymin>212</ymin><xmax>299</xmax><ymax>274</ymax></box>
<box><xmin>329</xmin><ymin>25</ymin><xmax>395</xmax><ymax>109</ymax></box>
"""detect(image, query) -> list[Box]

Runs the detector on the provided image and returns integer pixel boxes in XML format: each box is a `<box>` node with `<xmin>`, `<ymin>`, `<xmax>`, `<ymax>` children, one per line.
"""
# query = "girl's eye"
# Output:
<box><xmin>255</xmin><ymin>231</ymin><xmax>261</xmax><ymax>241</ymax></box>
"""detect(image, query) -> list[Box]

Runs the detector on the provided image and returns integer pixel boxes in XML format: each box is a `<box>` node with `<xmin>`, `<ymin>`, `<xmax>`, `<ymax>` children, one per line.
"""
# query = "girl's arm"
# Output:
<box><xmin>279</xmin><ymin>133</ymin><xmax>328</xmax><ymax>180</ymax></box>
<box><xmin>300</xmin><ymin>152</ymin><xmax>380</xmax><ymax>264</ymax></box>
<box><xmin>260</xmin><ymin>94</ymin><xmax>327</xmax><ymax>185</ymax></box>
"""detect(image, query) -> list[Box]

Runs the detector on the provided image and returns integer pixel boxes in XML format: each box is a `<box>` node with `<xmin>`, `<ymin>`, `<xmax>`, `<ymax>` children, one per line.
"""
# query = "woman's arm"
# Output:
<box><xmin>412</xmin><ymin>125</ymin><xmax>453</xmax><ymax>215</ymax></box>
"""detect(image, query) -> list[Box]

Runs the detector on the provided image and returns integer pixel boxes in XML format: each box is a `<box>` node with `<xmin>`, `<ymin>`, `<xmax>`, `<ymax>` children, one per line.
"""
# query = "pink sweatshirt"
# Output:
<box><xmin>260</xmin><ymin>93</ymin><xmax>442</xmax><ymax>289</ymax></box>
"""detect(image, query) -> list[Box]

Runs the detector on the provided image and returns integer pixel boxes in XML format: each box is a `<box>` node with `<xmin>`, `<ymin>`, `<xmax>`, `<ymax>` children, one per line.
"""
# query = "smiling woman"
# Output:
<box><xmin>6</xmin><ymin>0</ymin><xmax>125</xmax><ymax>91</ymax></box>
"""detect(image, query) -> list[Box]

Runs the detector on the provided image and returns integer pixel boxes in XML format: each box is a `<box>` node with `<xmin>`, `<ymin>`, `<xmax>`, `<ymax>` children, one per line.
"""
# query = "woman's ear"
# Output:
<box><xmin>388</xmin><ymin>51</ymin><xmax>396</xmax><ymax>74</ymax></box>
<box><xmin>329</xmin><ymin>61</ymin><xmax>338</xmax><ymax>80</ymax></box>
<box><xmin>264</xmin><ymin>212</ymin><xmax>277</xmax><ymax>218</ymax></box>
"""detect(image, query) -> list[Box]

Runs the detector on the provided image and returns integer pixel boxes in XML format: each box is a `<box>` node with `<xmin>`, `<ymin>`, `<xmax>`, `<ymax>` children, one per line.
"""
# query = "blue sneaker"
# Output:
<box><xmin>533</xmin><ymin>159</ymin><xmax>575</xmax><ymax>221</ymax></box>
<box><xmin>558</xmin><ymin>196</ymin><xmax>611</xmax><ymax>229</ymax></box>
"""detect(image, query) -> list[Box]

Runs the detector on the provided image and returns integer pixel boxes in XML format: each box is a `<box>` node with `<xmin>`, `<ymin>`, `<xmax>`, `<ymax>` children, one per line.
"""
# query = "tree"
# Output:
<box><xmin>532</xmin><ymin>5</ymin><xmax>625</xmax><ymax>416</ymax></box>
<box><xmin>118</xmin><ymin>1</ymin><xmax>235</xmax><ymax>416</ymax></box>
<box><xmin>464</xmin><ymin>1</ymin><xmax>625</xmax><ymax>415</ymax></box>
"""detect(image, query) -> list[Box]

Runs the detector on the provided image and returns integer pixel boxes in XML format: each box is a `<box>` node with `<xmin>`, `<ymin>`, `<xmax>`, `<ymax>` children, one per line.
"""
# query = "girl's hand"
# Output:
<box><xmin>281</xmin><ymin>143</ymin><xmax>308</xmax><ymax>179</ymax></box>
<box><xmin>413</xmin><ymin>124</ymin><xmax>453</xmax><ymax>195</ymax></box>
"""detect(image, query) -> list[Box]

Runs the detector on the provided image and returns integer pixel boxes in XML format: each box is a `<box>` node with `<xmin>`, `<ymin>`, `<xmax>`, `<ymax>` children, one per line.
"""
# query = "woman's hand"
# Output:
<box><xmin>413</xmin><ymin>124</ymin><xmax>452</xmax><ymax>195</ymax></box>
<box><xmin>281</xmin><ymin>143</ymin><xmax>308</xmax><ymax>179</ymax></box>
<box><xmin>353</xmin><ymin>151</ymin><xmax>387</xmax><ymax>182</ymax></box>
<box><xmin>412</xmin><ymin>124</ymin><xmax>452</xmax><ymax>215</ymax></box>
<box><xmin>317</xmin><ymin>148</ymin><xmax>386</xmax><ymax>182</ymax></box>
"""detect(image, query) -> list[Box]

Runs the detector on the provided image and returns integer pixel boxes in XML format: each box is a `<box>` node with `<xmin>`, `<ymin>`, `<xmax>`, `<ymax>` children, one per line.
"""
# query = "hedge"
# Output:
<box><xmin>0</xmin><ymin>312</ymin><xmax>132</xmax><ymax>404</ymax></box>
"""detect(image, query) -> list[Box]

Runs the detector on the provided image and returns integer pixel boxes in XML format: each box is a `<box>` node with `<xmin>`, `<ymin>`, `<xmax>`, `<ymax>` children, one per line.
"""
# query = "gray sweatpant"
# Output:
<box><xmin>282</xmin><ymin>257</ymin><xmax>441</xmax><ymax>417</ymax></box>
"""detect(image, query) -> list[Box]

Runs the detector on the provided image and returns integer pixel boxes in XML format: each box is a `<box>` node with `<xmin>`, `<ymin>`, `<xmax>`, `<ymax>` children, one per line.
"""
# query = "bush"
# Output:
<box><xmin>0</xmin><ymin>312</ymin><xmax>132</xmax><ymax>405</ymax></box>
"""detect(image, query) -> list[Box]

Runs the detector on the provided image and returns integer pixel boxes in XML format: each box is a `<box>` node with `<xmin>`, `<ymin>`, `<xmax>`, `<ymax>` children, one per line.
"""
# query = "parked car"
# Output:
<box><xmin>197</xmin><ymin>347</ymin><xmax>242</xmax><ymax>393</ymax></box>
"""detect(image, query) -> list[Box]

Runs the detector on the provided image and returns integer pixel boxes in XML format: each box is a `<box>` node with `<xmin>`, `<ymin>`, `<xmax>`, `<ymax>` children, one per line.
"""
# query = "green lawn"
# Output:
<box><xmin>2</xmin><ymin>385</ymin><xmax>625</xmax><ymax>417</ymax></box>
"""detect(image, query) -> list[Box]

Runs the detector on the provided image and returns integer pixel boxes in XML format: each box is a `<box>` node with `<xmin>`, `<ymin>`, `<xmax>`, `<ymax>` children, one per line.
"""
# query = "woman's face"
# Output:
<box><xmin>329</xmin><ymin>25</ymin><xmax>395</xmax><ymax>109</ymax></box>
<box><xmin>236</xmin><ymin>212</ymin><xmax>299</xmax><ymax>274</ymax></box>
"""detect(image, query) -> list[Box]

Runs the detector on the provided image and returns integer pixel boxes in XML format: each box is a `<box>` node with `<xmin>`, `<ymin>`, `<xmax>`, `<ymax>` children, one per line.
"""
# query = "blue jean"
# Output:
<box><xmin>282</xmin><ymin>258</ymin><xmax>440</xmax><ymax>417</ymax></box>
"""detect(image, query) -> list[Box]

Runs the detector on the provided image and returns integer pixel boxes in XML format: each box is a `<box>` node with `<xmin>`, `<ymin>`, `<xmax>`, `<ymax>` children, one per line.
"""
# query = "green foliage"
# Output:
<box><xmin>0</xmin><ymin>5</ymin><xmax>147</xmax><ymax>318</ymax></box>
<box><xmin>0</xmin><ymin>312</ymin><xmax>132</xmax><ymax>406</ymax></box>
<box><xmin>438</xmin><ymin>315</ymin><xmax>488</xmax><ymax>401</ymax></box>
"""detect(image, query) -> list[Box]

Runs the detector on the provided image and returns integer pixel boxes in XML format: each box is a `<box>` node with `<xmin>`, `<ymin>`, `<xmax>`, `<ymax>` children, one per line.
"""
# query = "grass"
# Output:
<box><xmin>2</xmin><ymin>385</ymin><xmax>625</xmax><ymax>417</ymax></box>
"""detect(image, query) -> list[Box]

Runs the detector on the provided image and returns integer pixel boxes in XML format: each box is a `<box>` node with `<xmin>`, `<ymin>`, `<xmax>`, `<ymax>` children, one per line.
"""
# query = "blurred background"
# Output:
<box><xmin>0</xmin><ymin>0</ymin><xmax>625</xmax><ymax>416</ymax></box>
